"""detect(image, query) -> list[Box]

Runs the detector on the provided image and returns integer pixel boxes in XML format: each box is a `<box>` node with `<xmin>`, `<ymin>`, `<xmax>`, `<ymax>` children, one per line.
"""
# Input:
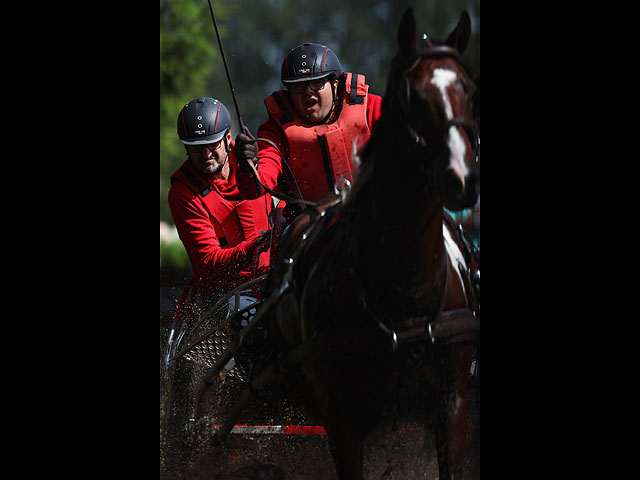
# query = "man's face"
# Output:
<box><xmin>288</xmin><ymin>77</ymin><xmax>338</xmax><ymax>124</ymax></box>
<box><xmin>187</xmin><ymin>133</ymin><xmax>230</xmax><ymax>175</ymax></box>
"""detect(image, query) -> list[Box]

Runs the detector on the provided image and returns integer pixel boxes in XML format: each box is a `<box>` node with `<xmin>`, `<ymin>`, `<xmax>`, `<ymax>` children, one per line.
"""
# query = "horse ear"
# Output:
<box><xmin>397</xmin><ymin>7</ymin><xmax>417</xmax><ymax>52</ymax></box>
<box><xmin>446</xmin><ymin>10</ymin><xmax>471</xmax><ymax>54</ymax></box>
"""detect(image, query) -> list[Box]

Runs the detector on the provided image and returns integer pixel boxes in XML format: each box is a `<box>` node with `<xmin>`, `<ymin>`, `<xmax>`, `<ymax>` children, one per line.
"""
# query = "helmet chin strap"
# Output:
<box><xmin>224</xmin><ymin>132</ymin><xmax>230</xmax><ymax>156</ymax></box>
<box><xmin>211</xmin><ymin>132</ymin><xmax>231</xmax><ymax>174</ymax></box>
<box><xmin>322</xmin><ymin>82</ymin><xmax>338</xmax><ymax>123</ymax></box>
<box><xmin>212</xmin><ymin>134</ymin><xmax>232</xmax><ymax>175</ymax></box>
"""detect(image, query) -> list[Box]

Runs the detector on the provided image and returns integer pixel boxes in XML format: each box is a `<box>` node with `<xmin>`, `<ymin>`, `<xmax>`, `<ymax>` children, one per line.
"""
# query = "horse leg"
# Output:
<box><xmin>325</xmin><ymin>423</ymin><xmax>364</xmax><ymax>480</ymax></box>
<box><xmin>433</xmin><ymin>344</ymin><xmax>472</xmax><ymax>480</ymax></box>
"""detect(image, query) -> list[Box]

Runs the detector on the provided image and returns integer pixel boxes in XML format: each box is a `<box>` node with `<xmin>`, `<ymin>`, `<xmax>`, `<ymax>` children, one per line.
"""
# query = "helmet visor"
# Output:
<box><xmin>282</xmin><ymin>72</ymin><xmax>333</xmax><ymax>84</ymax></box>
<box><xmin>179</xmin><ymin>128</ymin><xmax>228</xmax><ymax>145</ymax></box>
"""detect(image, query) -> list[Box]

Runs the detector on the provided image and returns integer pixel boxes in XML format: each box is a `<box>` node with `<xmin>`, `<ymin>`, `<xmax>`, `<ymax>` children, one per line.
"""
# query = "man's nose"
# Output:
<box><xmin>302</xmin><ymin>82</ymin><xmax>317</xmax><ymax>93</ymax></box>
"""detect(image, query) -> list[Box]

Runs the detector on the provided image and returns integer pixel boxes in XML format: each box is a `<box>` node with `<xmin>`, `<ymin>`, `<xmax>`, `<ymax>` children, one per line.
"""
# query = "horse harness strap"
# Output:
<box><xmin>397</xmin><ymin>309</ymin><xmax>480</xmax><ymax>347</ymax></box>
<box><xmin>366</xmin><ymin>249</ymin><xmax>479</xmax><ymax>349</ymax></box>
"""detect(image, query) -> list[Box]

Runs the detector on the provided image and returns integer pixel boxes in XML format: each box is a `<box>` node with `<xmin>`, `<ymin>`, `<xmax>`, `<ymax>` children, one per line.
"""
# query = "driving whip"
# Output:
<box><xmin>206</xmin><ymin>0</ymin><xmax>262</xmax><ymax>192</ymax></box>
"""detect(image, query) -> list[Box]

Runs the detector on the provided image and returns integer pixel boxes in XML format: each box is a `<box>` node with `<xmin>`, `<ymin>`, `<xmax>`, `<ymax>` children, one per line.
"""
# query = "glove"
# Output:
<box><xmin>254</xmin><ymin>229</ymin><xmax>271</xmax><ymax>254</ymax></box>
<box><xmin>235</xmin><ymin>126</ymin><xmax>259</xmax><ymax>175</ymax></box>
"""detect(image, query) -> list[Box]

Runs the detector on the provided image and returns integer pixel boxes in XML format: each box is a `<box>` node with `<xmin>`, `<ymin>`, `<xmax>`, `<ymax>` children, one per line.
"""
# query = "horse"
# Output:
<box><xmin>263</xmin><ymin>8</ymin><xmax>480</xmax><ymax>480</ymax></box>
<box><xmin>200</xmin><ymin>7</ymin><xmax>480</xmax><ymax>479</ymax></box>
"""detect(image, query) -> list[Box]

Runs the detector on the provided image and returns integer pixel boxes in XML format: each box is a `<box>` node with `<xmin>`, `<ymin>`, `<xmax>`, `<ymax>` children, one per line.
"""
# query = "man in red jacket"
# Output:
<box><xmin>234</xmin><ymin>43</ymin><xmax>383</xmax><ymax>211</ymax></box>
<box><xmin>168</xmin><ymin>97</ymin><xmax>272</xmax><ymax>308</ymax></box>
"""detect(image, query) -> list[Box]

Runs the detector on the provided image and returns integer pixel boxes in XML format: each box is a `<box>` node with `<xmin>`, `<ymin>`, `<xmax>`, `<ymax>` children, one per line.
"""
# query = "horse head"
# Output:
<box><xmin>386</xmin><ymin>7</ymin><xmax>480</xmax><ymax>212</ymax></box>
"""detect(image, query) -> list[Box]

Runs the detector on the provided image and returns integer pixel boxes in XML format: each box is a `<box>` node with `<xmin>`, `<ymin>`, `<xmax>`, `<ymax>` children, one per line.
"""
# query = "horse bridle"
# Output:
<box><xmin>350</xmin><ymin>43</ymin><xmax>480</xmax><ymax>347</ymax></box>
<box><xmin>393</xmin><ymin>43</ymin><xmax>478</xmax><ymax>162</ymax></box>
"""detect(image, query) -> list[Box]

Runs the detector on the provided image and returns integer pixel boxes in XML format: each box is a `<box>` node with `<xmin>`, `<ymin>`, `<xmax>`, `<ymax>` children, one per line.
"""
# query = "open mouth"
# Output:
<box><xmin>304</xmin><ymin>99</ymin><xmax>318</xmax><ymax>110</ymax></box>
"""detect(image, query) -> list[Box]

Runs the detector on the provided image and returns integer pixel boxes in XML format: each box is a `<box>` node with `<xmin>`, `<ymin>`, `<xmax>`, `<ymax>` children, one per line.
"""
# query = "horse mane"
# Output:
<box><xmin>345</xmin><ymin>33</ymin><xmax>426</xmax><ymax>207</ymax></box>
<box><xmin>342</xmin><ymin>48</ymin><xmax>412</xmax><ymax>210</ymax></box>
<box><xmin>357</xmin><ymin>34</ymin><xmax>443</xmax><ymax>169</ymax></box>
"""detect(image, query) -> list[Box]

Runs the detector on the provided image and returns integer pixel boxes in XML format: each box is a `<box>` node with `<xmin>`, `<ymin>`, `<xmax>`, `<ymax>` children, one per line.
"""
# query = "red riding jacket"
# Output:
<box><xmin>236</xmin><ymin>72</ymin><xmax>383</xmax><ymax>202</ymax></box>
<box><xmin>168</xmin><ymin>144</ymin><xmax>272</xmax><ymax>298</ymax></box>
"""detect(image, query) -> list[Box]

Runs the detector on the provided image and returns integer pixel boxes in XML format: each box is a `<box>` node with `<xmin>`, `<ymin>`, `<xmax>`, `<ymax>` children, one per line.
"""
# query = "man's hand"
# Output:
<box><xmin>254</xmin><ymin>229</ymin><xmax>271</xmax><ymax>253</ymax></box>
<box><xmin>250</xmin><ymin>230</ymin><xmax>271</xmax><ymax>277</ymax></box>
<box><xmin>235</xmin><ymin>126</ymin><xmax>259</xmax><ymax>175</ymax></box>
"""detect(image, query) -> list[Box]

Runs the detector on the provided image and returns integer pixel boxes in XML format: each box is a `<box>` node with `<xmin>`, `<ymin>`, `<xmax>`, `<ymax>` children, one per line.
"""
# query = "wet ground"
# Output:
<box><xmin>160</xmin><ymin>268</ymin><xmax>480</xmax><ymax>479</ymax></box>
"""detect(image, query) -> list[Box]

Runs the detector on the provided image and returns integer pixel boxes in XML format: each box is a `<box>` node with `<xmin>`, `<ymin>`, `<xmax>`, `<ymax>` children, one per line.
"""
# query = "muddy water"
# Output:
<box><xmin>160</xmin><ymin>268</ymin><xmax>480</xmax><ymax>479</ymax></box>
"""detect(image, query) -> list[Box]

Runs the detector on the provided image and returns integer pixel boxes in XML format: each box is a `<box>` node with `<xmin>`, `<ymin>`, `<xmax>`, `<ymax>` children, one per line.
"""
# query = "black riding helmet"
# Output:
<box><xmin>281</xmin><ymin>43</ymin><xmax>342</xmax><ymax>84</ymax></box>
<box><xmin>177</xmin><ymin>97</ymin><xmax>231</xmax><ymax>145</ymax></box>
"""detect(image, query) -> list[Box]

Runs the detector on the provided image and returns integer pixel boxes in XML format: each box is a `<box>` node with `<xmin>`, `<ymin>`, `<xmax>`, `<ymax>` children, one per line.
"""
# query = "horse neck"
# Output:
<box><xmin>351</xmin><ymin>130</ymin><xmax>447</xmax><ymax>313</ymax></box>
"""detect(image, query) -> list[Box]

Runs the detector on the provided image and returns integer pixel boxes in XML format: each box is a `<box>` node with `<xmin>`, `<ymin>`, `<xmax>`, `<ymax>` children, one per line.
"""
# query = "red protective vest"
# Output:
<box><xmin>171</xmin><ymin>165</ymin><xmax>270</xmax><ymax>247</ymax></box>
<box><xmin>264</xmin><ymin>72</ymin><xmax>372</xmax><ymax>202</ymax></box>
<box><xmin>170</xmin><ymin>161</ymin><xmax>272</xmax><ymax>292</ymax></box>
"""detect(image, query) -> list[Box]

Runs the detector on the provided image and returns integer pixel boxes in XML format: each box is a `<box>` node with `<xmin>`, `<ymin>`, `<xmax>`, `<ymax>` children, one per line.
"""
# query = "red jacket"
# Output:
<box><xmin>168</xmin><ymin>144</ymin><xmax>272</xmax><ymax>297</ymax></box>
<box><xmin>237</xmin><ymin>72</ymin><xmax>383</xmax><ymax>202</ymax></box>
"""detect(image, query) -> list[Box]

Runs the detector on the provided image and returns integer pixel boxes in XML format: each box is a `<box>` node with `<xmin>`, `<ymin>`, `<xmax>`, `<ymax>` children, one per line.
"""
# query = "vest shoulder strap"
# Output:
<box><xmin>348</xmin><ymin>73</ymin><xmax>365</xmax><ymax>105</ymax></box>
<box><xmin>345</xmin><ymin>73</ymin><xmax>367</xmax><ymax>105</ymax></box>
<box><xmin>172</xmin><ymin>165</ymin><xmax>212</xmax><ymax>197</ymax></box>
<box><xmin>271</xmin><ymin>91</ymin><xmax>294</xmax><ymax>126</ymax></box>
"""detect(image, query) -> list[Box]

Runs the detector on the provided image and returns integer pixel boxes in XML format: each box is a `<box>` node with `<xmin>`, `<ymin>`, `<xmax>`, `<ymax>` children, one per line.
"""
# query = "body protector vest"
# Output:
<box><xmin>171</xmin><ymin>164</ymin><xmax>271</xmax><ymax>255</ymax></box>
<box><xmin>264</xmin><ymin>72</ymin><xmax>371</xmax><ymax>202</ymax></box>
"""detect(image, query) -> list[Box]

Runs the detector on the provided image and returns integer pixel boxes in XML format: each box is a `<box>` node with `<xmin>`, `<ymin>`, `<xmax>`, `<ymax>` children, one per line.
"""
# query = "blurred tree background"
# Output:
<box><xmin>160</xmin><ymin>0</ymin><xmax>480</xmax><ymax>223</ymax></box>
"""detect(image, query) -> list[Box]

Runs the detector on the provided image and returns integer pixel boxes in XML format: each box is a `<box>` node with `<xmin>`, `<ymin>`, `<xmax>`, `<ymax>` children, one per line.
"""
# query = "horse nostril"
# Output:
<box><xmin>442</xmin><ymin>168</ymin><xmax>479</xmax><ymax>210</ymax></box>
<box><xmin>443</xmin><ymin>169</ymin><xmax>463</xmax><ymax>196</ymax></box>
<box><xmin>467</xmin><ymin>170</ymin><xmax>480</xmax><ymax>197</ymax></box>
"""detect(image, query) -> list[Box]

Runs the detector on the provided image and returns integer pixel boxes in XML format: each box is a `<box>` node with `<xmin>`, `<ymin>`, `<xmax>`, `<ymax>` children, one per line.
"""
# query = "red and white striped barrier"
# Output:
<box><xmin>211</xmin><ymin>425</ymin><xmax>327</xmax><ymax>435</ymax></box>
<box><xmin>209</xmin><ymin>425</ymin><xmax>433</xmax><ymax>436</ymax></box>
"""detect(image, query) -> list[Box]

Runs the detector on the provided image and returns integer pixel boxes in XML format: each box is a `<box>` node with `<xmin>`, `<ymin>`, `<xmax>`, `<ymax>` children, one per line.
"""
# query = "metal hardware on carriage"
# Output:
<box><xmin>172</xmin><ymin>276</ymin><xmax>267</xmax><ymax>356</ymax></box>
<box><xmin>333</xmin><ymin>177</ymin><xmax>352</xmax><ymax>201</ymax></box>
<box><xmin>193</xmin><ymin>276</ymin><xmax>294</xmax><ymax>424</ymax></box>
<box><xmin>196</xmin><ymin>275</ymin><xmax>292</xmax><ymax>389</ymax></box>
<box><xmin>163</xmin><ymin>274</ymin><xmax>270</xmax><ymax>404</ymax></box>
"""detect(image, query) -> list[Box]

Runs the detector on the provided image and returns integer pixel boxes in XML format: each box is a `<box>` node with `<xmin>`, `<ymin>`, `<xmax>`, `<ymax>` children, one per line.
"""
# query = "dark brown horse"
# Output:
<box><xmin>263</xmin><ymin>8</ymin><xmax>480</xmax><ymax>480</ymax></box>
